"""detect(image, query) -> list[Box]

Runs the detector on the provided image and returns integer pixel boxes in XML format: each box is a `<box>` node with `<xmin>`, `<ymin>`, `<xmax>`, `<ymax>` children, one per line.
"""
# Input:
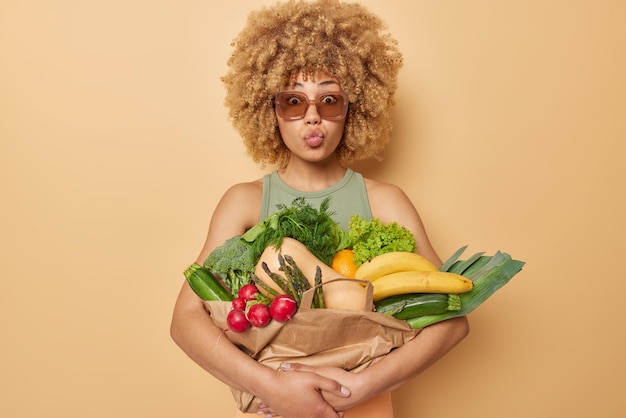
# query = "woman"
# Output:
<box><xmin>170</xmin><ymin>1</ymin><xmax>469</xmax><ymax>417</ymax></box>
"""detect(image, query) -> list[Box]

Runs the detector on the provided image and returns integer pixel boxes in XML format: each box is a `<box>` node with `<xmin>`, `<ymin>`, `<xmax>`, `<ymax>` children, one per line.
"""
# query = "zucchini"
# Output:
<box><xmin>185</xmin><ymin>265</ymin><xmax>233</xmax><ymax>301</ymax></box>
<box><xmin>375</xmin><ymin>293</ymin><xmax>460</xmax><ymax>319</ymax></box>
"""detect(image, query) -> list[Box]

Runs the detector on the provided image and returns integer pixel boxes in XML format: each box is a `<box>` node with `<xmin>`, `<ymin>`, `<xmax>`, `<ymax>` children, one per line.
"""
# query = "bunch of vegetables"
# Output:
<box><xmin>200</xmin><ymin>197</ymin><xmax>348</xmax><ymax>297</ymax></box>
<box><xmin>185</xmin><ymin>250</ymin><xmax>322</xmax><ymax>332</ymax></box>
<box><xmin>366</xmin><ymin>247</ymin><xmax>524</xmax><ymax>327</ymax></box>
<box><xmin>223</xmin><ymin>252</ymin><xmax>327</xmax><ymax>333</ymax></box>
<box><xmin>184</xmin><ymin>197</ymin><xmax>524</xmax><ymax>332</ymax></box>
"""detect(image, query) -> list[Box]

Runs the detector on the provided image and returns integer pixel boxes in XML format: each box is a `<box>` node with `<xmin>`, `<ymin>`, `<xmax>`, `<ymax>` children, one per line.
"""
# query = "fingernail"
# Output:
<box><xmin>279</xmin><ymin>362</ymin><xmax>291</xmax><ymax>370</ymax></box>
<box><xmin>341</xmin><ymin>386</ymin><xmax>350</xmax><ymax>396</ymax></box>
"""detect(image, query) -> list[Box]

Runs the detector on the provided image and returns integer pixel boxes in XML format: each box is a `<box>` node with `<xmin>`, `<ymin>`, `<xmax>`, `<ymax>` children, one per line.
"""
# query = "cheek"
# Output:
<box><xmin>276</xmin><ymin>119</ymin><xmax>293</xmax><ymax>141</ymax></box>
<box><xmin>328</xmin><ymin>121</ymin><xmax>347</xmax><ymax>142</ymax></box>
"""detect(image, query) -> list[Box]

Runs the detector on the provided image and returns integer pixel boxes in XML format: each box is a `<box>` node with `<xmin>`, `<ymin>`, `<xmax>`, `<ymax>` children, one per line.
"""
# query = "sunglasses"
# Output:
<box><xmin>275</xmin><ymin>91</ymin><xmax>349</xmax><ymax>121</ymax></box>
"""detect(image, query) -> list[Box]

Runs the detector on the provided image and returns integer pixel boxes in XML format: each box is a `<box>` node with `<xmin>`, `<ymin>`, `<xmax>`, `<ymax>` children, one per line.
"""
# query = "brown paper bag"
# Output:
<box><xmin>204</xmin><ymin>279</ymin><xmax>421</xmax><ymax>413</ymax></box>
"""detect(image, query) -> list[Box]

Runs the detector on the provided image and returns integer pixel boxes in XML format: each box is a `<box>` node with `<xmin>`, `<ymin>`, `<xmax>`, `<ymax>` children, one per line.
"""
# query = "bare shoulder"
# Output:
<box><xmin>213</xmin><ymin>178</ymin><xmax>264</xmax><ymax>231</ymax></box>
<box><xmin>363</xmin><ymin>177</ymin><xmax>418</xmax><ymax>223</ymax></box>
<box><xmin>219</xmin><ymin>179</ymin><xmax>264</xmax><ymax>209</ymax></box>
<box><xmin>195</xmin><ymin>178</ymin><xmax>264</xmax><ymax>262</ymax></box>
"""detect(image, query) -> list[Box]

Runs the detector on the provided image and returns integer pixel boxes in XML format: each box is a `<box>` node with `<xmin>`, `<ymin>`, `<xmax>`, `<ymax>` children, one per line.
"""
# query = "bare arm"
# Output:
<box><xmin>348</xmin><ymin>180</ymin><xmax>469</xmax><ymax>401</ymax></box>
<box><xmin>170</xmin><ymin>181</ymin><xmax>350</xmax><ymax>418</ymax></box>
<box><xmin>282</xmin><ymin>180</ymin><xmax>469</xmax><ymax>410</ymax></box>
<box><xmin>171</xmin><ymin>181</ymin><xmax>265</xmax><ymax>388</ymax></box>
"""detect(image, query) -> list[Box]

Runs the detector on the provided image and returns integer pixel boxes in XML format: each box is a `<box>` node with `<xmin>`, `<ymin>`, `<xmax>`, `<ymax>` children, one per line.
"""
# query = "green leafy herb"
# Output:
<box><xmin>241</xmin><ymin>197</ymin><xmax>350</xmax><ymax>265</ymax></box>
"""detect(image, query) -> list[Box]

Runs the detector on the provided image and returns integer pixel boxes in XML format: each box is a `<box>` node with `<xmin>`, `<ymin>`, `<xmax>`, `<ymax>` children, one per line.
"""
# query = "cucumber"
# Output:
<box><xmin>374</xmin><ymin>295</ymin><xmax>409</xmax><ymax>316</ymax></box>
<box><xmin>187</xmin><ymin>267</ymin><xmax>234</xmax><ymax>301</ymax></box>
<box><xmin>375</xmin><ymin>293</ymin><xmax>454</xmax><ymax>319</ymax></box>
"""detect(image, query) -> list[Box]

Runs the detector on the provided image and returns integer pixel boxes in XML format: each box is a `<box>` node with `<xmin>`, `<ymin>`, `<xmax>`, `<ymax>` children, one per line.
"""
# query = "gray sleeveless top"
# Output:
<box><xmin>260</xmin><ymin>168</ymin><xmax>373</xmax><ymax>231</ymax></box>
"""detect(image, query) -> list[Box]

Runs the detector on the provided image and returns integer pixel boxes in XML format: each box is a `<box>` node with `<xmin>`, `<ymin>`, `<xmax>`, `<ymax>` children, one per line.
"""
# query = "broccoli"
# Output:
<box><xmin>203</xmin><ymin>235</ymin><xmax>257</xmax><ymax>297</ymax></box>
<box><xmin>348</xmin><ymin>215</ymin><xmax>417</xmax><ymax>266</ymax></box>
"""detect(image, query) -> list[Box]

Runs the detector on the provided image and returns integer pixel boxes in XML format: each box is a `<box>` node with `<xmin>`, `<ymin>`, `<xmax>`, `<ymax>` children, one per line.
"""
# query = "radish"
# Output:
<box><xmin>246</xmin><ymin>303</ymin><xmax>271</xmax><ymax>328</ymax></box>
<box><xmin>269</xmin><ymin>294</ymin><xmax>297</xmax><ymax>322</ymax></box>
<box><xmin>238</xmin><ymin>284</ymin><xmax>260</xmax><ymax>301</ymax></box>
<box><xmin>226</xmin><ymin>308</ymin><xmax>250</xmax><ymax>333</ymax></box>
<box><xmin>231</xmin><ymin>297</ymin><xmax>247</xmax><ymax>310</ymax></box>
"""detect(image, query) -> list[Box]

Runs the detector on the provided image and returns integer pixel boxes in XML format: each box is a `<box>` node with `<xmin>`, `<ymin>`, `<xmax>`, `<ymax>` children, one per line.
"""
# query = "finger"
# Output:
<box><xmin>255</xmin><ymin>408</ymin><xmax>275</xmax><ymax>418</ymax></box>
<box><xmin>279</xmin><ymin>362</ymin><xmax>351</xmax><ymax>398</ymax></box>
<box><xmin>279</xmin><ymin>362</ymin><xmax>312</xmax><ymax>372</ymax></box>
<box><xmin>256</xmin><ymin>402</ymin><xmax>275</xmax><ymax>417</ymax></box>
<box><xmin>316</xmin><ymin>377</ymin><xmax>351</xmax><ymax>398</ymax></box>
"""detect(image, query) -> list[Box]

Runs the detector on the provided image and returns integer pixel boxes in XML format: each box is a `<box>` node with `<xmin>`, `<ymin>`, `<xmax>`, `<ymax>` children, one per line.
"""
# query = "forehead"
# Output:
<box><xmin>292</xmin><ymin>71</ymin><xmax>341</xmax><ymax>89</ymax></box>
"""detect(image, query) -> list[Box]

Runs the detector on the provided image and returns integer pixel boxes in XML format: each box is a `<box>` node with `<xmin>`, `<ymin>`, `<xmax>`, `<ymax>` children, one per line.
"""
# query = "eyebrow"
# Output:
<box><xmin>294</xmin><ymin>80</ymin><xmax>340</xmax><ymax>88</ymax></box>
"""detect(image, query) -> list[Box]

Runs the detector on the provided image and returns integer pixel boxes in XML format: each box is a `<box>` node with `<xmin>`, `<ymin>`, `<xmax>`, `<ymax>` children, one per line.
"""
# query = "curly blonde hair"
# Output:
<box><xmin>222</xmin><ymin>0</ymin><xmax>403</xmax><ymax>167</ymax></box>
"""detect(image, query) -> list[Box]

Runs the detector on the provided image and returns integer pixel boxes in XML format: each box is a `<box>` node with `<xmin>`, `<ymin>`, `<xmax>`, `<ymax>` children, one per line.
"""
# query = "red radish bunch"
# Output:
<box><xmin>225</xmin><ymin>284</ymin><xmax>298</xmax><ymax>333</ymax></box>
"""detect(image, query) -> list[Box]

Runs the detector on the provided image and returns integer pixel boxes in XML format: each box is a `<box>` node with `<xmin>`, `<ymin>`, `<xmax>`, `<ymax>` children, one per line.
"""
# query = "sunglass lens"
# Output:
<box><xmin>278</xmin><ymin>93</ymin><xmax>308</xmax><ymax>118</ymax></box>
<box><xmin>318</xmin><ymin>94</ymin><xmax>345</xmax><ymax>118</ymax></box>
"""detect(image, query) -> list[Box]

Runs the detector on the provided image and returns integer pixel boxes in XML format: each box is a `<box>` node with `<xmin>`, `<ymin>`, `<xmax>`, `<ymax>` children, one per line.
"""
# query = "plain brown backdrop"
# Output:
<box><xmin>2</xmin><ymin>0</ymin><xmax>625</xmax><ymax>417</ymax></box>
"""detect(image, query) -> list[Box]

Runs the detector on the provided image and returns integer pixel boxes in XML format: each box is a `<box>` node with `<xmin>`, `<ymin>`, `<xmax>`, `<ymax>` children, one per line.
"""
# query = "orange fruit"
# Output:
<box><xmin>331</xmin><ymin>249</ymin><xmax>358</xmax><ymax>278</ymax></box>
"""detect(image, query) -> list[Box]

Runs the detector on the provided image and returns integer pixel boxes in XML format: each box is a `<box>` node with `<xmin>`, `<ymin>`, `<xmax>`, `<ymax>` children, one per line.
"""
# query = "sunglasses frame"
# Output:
<box><xmin>274</xmin><ymin>91</ymin><xmax>349</xmax><ymax>121</ymax></box>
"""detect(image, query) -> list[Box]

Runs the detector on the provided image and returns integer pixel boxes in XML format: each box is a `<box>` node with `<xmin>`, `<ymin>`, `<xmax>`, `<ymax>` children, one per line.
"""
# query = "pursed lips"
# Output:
<box><xmin>304</xmin><ymin>129</ymin><xmax>324</xmax><ymax>147</ymax></box>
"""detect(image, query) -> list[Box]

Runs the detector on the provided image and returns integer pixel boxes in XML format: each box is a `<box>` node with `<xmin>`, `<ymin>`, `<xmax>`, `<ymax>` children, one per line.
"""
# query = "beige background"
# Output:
<box><xmin>1</xmin><ymin>0</ymin><xmax>624</xmax><ymax>417</ymax></box>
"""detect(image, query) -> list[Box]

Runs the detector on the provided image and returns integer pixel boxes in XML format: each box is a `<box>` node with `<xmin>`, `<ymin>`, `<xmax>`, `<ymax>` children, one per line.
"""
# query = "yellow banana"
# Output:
<box><xmin>372</xmin><ymin>270</ymin><xmax>474</xmax><ymax>301</ymax></box>
<box><xmin>354</xmin><ymin>251</ymin><xmax>438</xmax><ymax>282</ymax></box>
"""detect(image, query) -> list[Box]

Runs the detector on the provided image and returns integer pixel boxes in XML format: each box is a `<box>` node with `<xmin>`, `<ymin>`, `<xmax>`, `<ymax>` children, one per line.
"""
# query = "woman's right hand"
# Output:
<box><xmin>254</xmin><ymin>368</ymin><xmax>351</xmax><ymax>418</ymax></box>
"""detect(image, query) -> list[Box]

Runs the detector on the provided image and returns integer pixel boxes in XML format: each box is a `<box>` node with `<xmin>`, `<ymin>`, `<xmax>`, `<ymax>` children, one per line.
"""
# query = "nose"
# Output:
<box><xmin>304</xmin><ymin>102</ymin><xmax>321</xmax><ymax>125</ymax></box>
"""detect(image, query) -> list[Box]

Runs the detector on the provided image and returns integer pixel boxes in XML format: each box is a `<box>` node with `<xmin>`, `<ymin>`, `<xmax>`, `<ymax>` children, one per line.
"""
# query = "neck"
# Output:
<box><xmin>278</xmin><ymin>158</ymin><xmax>347</xmax><ymax>192</ymax></box>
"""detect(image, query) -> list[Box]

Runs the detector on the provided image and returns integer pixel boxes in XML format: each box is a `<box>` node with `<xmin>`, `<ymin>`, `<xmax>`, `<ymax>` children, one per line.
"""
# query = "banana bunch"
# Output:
<box><xmin>354</xmin><ymin>251</ymin><xmax>474</xmax><ymax>302</ymax></box>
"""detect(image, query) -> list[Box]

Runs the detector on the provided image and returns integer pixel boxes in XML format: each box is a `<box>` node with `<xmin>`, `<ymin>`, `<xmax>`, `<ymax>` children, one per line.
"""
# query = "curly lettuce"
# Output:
<box><xmin>348</xmin><ymin>215</ymin><xmax>417</xmax><ymax>266</ymax></box>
